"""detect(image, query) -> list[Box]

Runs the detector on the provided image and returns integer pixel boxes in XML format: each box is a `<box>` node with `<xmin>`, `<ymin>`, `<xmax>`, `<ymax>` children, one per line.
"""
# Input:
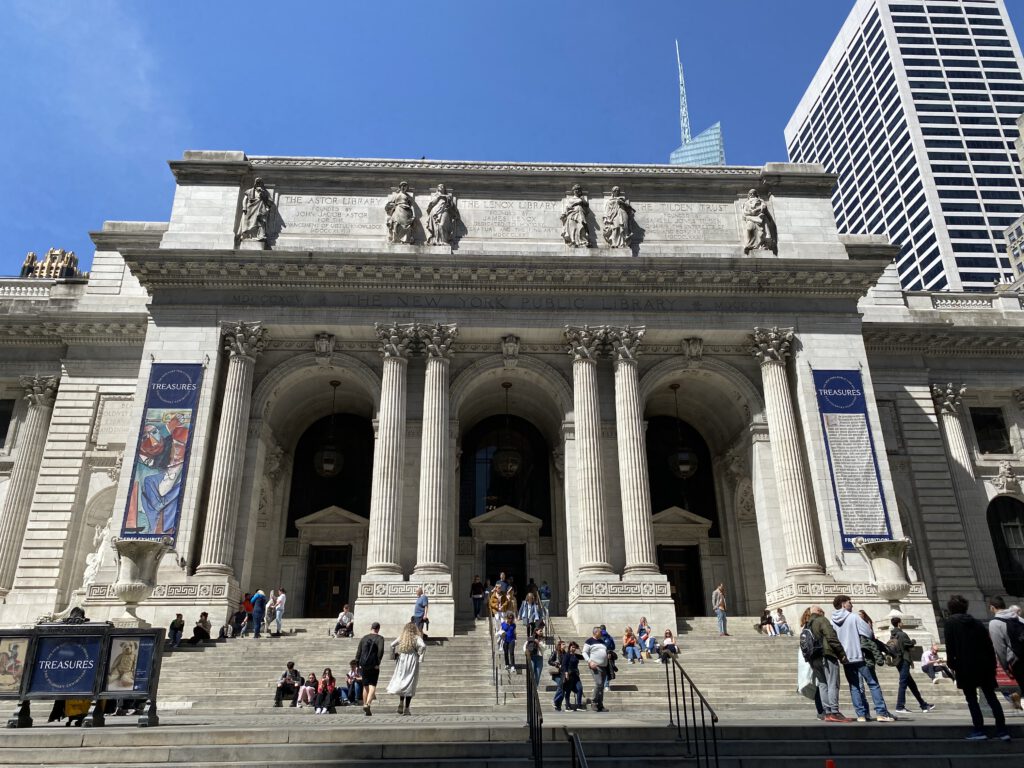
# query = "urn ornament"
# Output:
<box><xmin>111</xmin><ymin>536</ymin><xmax>172</xmax><ymax>627</ymax></box>
<box><xmin>853</xmin><ymin>537</ymin><xmax>913</xmax><ymax>616</ymax></box>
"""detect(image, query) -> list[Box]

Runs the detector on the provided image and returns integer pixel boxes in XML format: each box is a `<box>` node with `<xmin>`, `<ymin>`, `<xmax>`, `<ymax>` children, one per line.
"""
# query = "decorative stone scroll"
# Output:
<box><xmin>19</xmin><ymin>375</ymin><xmax>59</xmax><ymax>407</ymax></box>
<box><xmin>564</xmin><ymin>324</ymin><xmax>607</xmax><ymax>360</ymax></box>
<box><xmin>222</xmin><ymin>321</ymin><xmax>268</xmax><ymax>360</ymax></box>
<box><xmin>420</xmin><ymin>323</ymin><xmax>458</xmax><ymax>358</ymax></box>
<box><xmin>607</xmin><ymin>325</ymin><xmax>644</xmax><ymax>363</ymax></box>
<box><xmin>930</xmin><ymin>382</ymin><xmax>966</xmax><ymax>414</ymax></box>
<box><xmin>751</xmin><ymin>326</ymin><xmax>793</xmax><ymax>363</ymax></box>
<box><xmin>374</xmin><ymin>322</ymin><xmax>417</xmax><ymax>358</ymax></box>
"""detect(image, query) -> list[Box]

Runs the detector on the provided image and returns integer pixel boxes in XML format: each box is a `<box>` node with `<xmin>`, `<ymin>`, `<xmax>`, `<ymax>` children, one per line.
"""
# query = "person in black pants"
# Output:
<box><xmin>274</xmin><ymin>661</ymin><xmax>301</xmax><ymax>707</ymax></box>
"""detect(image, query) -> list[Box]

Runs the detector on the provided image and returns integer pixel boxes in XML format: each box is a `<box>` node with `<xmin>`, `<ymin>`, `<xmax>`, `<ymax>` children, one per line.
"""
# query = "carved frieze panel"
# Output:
<box><xmin>358</xmin><ymin>581</ymin><xmax>453</xmax><ymax>598</ymax></box>
<box><xmin>87</xmin><ymin>583</ymin><xmax>227</xmax><ymax>600</ymax></box>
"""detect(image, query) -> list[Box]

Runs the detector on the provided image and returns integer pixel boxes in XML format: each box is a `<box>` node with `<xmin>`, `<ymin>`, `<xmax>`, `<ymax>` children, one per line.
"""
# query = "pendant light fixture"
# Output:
<box><xmin>667</xmin><ymin>383</ymin><xmax>698</xmax><ymax>479</ymax></box>
<box><xmin>314</xmin><ymin>380</ymin><xmax>343</xmax><ymax>477</ymax></box>
<box><xmin>492</xmin><ymin>381</ymin><xmax>522</xmax><ymax>479</ymax></box>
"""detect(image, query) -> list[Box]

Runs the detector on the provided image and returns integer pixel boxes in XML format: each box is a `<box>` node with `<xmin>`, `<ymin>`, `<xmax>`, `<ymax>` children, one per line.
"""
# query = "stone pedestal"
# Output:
<box><xmin>568</xmin><ymin>580</ymin><xmax>677</xmax><ymax>638</ymax></box>
<box><xmin>353</xmin><ymin>580</ymin><xmax>453</xmax><ymax>640</ymax></box>
<box><xmin>111</xmin><ymin>537</ymin><xmax>173</xmax><ymax>628</ymax></box>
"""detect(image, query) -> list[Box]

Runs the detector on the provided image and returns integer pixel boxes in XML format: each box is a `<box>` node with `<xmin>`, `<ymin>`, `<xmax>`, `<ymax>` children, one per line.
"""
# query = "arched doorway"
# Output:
<box><xmin>987</xmin><ymin>496</ymin><xmax>1024</xmax><ymax>595</ymax></box>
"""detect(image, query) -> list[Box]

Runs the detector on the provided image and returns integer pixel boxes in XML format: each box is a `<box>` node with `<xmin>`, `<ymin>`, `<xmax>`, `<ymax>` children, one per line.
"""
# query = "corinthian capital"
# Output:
<box><xmin>564</xmin><ymin>324</ymin><xmax>607</xmax><ymax>361</ymax></box>
<box><xmin>751</xmin><ymin>326</ymin><xmax>794</xmax><ymax>364</ymax></box>
<box><xmin>19</xmin><ymin>375</ymin><xmax>59</xmax><ymax>407</ymax></box>
<box><xmin>222</xmin><ymin>321</ymin><xmax>267</xmax><ymax>360</ymax></box>
<box><xmin>418</xmin><ymin>322</ymin><xmax>458</xmax><ymax>359</ymax></box>
<box><xmin>608</xmin><ymin>325</ymin><xmax>645</xmax><ymax>364</ymax></box>
<box><xmin>931</xmin><ymin>382</ymin><xmax>965</xmax><ymax>414</ymax></box>
<box><xmin>374</xmin><ymin>322</ymin><xmax>416</xmax><ymax>359</ymax></box>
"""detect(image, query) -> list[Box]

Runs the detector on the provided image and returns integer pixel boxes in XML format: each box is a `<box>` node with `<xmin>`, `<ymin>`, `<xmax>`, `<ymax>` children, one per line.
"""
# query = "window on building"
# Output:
<box><xmin>987</xmin><ymin>497</ymin><xmax>1024</xmax><ymax>595</ymax></box>
<box><xmin>0</xmin><ymin>400</ymin><xmax>13</xmax><ymax>449</ymax></box>
<box><xmin>970</xmin><ymin>407</ymin><xmax>1013</xmax><ymax>455</ymax></box>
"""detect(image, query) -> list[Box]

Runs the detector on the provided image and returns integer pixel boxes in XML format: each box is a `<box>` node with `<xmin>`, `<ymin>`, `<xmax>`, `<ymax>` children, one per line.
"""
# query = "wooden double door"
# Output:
<box><xmin>657</xmin><ymin>545</ymin><xmax>706</xmax><ymax>617</ymax></box>
<box><xmin>304</xmin><ymin>545</ymin><xmax>351</xmax><ymax>618</ymax></box>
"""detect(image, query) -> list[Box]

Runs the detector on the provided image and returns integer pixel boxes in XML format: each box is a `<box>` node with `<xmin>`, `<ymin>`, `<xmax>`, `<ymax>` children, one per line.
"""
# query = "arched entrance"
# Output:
<box><xmin>987</xmin><ymin>496</ymin><xmax>1024</xmax><ymax>595</ymax></box>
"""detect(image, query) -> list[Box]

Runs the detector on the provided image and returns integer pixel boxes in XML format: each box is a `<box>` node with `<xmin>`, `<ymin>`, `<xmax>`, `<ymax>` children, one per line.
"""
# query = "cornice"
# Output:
<box><xmin>121</xmin><ymin>249</ymin><xmax>889</xmax><ymax>300</ymax></box>
<box><xmin>864</xmin><ymin>327</ymin><xmax>1024</xmax><ymax>357</ymax></box>
<box><xmin>0</xmin><ymin>317</ymin><xmax>148</xmax><ymax>347</ymax></box>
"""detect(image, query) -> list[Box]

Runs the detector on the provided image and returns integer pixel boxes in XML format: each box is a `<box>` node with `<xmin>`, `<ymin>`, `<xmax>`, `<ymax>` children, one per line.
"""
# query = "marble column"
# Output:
<box><xmin>414</xmin><ymin>323</ymin><xmax>458</xmax><ymax>576</ymax></box>
<box><xmin>364</xmin><ymin>322</ymin><xmax>415</xmax><ymax>577</ymax></box>
<box><xmin>931</xmin><ymin>383</ymin><xmax>1002</xmax><ymax>592</ymax></box>
<box><xmin>0</xmin><ymin>376</ymin><xmax>59</xmax><ymax>597</ymax></box>
<box><xmin>565</xmin><ymin>325</ymin><xmax>613</xmax><ymax>576</ymax></box>
<box><xmin>751</xmin><ymin>327</ymin><xmax>823</xmax><ymax>576</ymax></box>
<box><xmin>196</xmin><ymin>322</ymin><xmax>267</xmax><ymax>576</ymax></box>
<box><xmin>608</xmin><ymin>326</ymin><xmax>659</xmax><ymax>576</ymax></box>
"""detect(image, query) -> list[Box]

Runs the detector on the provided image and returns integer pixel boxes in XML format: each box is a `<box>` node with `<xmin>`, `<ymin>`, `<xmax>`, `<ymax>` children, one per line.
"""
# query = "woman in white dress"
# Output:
<box><xmin>386</xmin><ymin>622</ymin><xmax>426</xmax><ymax>715</ymax></box>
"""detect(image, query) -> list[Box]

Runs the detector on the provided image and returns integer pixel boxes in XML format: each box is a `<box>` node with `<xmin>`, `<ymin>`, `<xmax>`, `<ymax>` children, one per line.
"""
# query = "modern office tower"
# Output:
<box><xmin>786</xmin><ymin>0</ymin><xmax>1024</xmax><ymax>292</ymax></box>
<box><xmin>1005</xmin><ymin>113</ymin><xmax>1024</xmax><ymax>280</ymax></box>
<box><xmin>669</xmin><ymin>40</ymin><xmax>726</xmax><ymax>166</ymax></box>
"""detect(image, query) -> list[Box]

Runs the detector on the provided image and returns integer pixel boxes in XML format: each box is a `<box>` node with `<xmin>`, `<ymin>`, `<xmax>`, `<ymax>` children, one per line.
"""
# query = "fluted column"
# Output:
<box><xmin>0</xmin><ymin>376</ymin><xmax>59</xmax><ymax>597</ymax></box>
<box><xmin>931</xmin><ymin>383</ymin><xmax>1001</xmax><ymax>590</ymax></box>
<box><xmin>751</xmin><ymin>327</ymin><xmax>823</xmax><ymax>576</ymax></box>
<box><xmin>414</xmin><ymin>323</ymin><xmax>457</xmax><ymax>576</ymax></box>
<box><xmin>609</xmin><ymin>326</ymin><xmax>659</xmax><ymax>575</ymax></box>
<box><xmin>365</xmin><ymin>323</ymin><xmax>415</xmax><ymax>576</ymax></box>
<box><xmin>196</xmin><ymin>322</ymin><xmax>266</xmax><ymax>576</ymax></box>
<box><xmin>565</xmin><ymin>325</ymin><xmax>613</xmax><ymax>576</ymax></box>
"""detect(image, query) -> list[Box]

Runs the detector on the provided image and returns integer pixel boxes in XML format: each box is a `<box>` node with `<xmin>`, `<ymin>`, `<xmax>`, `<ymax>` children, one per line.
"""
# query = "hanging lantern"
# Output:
<box><xmin>493</xmin><ymin>382</ymin><xmax>522</xmax><ymax>479</ymax></box>
<box><xmin>314</xmin><ymin>380</ymin><xmax>343</xmax><ymax>477</ymax></box>
<box><xmin>667</xmin><ymin>383</ymin><xmax>698</xmax><ymax>479</ymax></box>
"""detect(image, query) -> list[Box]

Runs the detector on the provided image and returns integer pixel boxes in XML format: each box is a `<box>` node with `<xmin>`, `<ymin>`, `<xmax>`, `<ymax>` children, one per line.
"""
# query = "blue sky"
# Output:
<box><xmin>1</xmin><ymin>1</ymin><xmax>1023</xmax><ymax>275</ymax></box>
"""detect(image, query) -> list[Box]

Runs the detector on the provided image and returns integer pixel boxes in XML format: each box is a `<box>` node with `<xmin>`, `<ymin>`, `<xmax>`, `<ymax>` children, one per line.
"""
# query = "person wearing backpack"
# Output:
<box><xmin>890</xmin><ymin>616</ymin><xmax>935</xmax><ymax>714</ymax></box>
<box><xmin>988</xmin><ymin>596</ymin><xmax>1024</xmax><ymax>694</ymax></box>
<box><xmin>805</xmin><ymin>605</ymin><xmax>852</xmax><ymax>722</ymax></box>
<box><xmin>356</xmin><ymin>621</ymin><xmax>385</xmax><ymax>716</ymax></box>
<box><xmin>945</xmin><ymin>594</ymin><xmax>1010</xmax><ymax>742</ymax></box>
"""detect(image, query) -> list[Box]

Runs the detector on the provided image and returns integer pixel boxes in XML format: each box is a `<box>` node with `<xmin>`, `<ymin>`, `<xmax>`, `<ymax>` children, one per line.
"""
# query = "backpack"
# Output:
<box><xmin>999</xmin><ymin>617</ymin><xmax>1024</xmax><ymax>661</ymax></box>
<box><xmin>885</xmin><ymin>637</ymin><xmax>901</xmax><ymax>661</ymax></box>
<box><xmin>799</xmin><ymin>626</ymin><xmax>823</xmax><ymax>662</ymax></box>
<box><xmin>357</xmin><ymin>636</ymin><xmax>381</xmax><ymax>670</ymax></box>
<box><xmin>525</xmin><ymin>638</ymin><xmax>539</xmax><ymax>656</ymax></box>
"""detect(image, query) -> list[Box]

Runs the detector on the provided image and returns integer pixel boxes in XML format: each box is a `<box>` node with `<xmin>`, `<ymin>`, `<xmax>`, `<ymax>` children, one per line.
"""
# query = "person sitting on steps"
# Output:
<box><xmin>274</xmin><ymin>661</ymin><xmax>301</xmax><ymax>707</ymax></box>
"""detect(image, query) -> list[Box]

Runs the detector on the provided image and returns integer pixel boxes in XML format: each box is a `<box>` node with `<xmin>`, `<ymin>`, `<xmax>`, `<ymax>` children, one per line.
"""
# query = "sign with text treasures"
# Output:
<box><xmin>122</xmin><ymin>364</ymin><xmax>204</xmax><ymax>542</ymax></box>
<box><xmin>813</xmin><ymin>370</ymin><xmax>892</xmax><ymax>550</ymax></box>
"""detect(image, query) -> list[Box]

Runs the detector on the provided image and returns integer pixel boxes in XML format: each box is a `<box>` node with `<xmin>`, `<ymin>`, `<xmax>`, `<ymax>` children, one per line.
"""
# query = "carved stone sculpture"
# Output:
<box><xmin>607</xmin><ymin>325</ymin><xmax>645</xmax><ymax>362</ymax></box>
<box><xmin>564</xmin><ymin>324</ymin><xmax>606</xmax><ymax>360</ymax></box>
<box><xmin>853</xmin><ymin>537</ymin><xmax>914</xmax><ymax>617</ymax></box>
<box><xmin>420</xmin><ymin>323</ymin><xmax>458</xmax><ymax>358</ymax></box>
<box><xmin>683</xmin><ymin>337</ymin><xmax>703</xmax><ymax>367</ymax></box>
<box><xmin>385</xmin><ymin>181</ymin><xmax>417</xmax><ymax>244</ymax></box>
<box><xmin>930</xmin><ymin>382</ymin><xmax>966</xmax><ymax>414</ymax></box>
<box><xmin>239</xmin><ymin>178</ymin><xmax>274</xmax><ymax>242</ymax></box>
<box><xmin>990</xmin><ymin>460</ymin><xmax>1020</xmax><ymax>494</ymax></box>
<box><xmin>501</xmin><ymin>335</ymin><xmax>520</xmax><ymax>369</ymax></box>
<box><xmin>374</xmin><ymin>322</ymin><xmax>417</xmax><ymax>358</ymax></box>
<box><xmin>560</xmin><ymin>185</ymin><xmax>591</xmax><ymax>248</ymax></box>
<box><xmin>602</xmin><ymin>186</ymin><xmax>636</xmax><ymax>247</ymax></box>
<box><xmin>751</xmin><ymin>326</ymin><xmax>794</xmax><ymax>363</ymax></box>
<box><xmin>742</xmin><ymin>189</ymin><xmax>777</xmax><ymax>255</ymax></box>
<box><xmin>223</xmin><ymin>321</ymin><xmax>268</xmax><ymax>359</ymax></box>
<box><xmin>425</xmin><ymin>184</ymin><xmax>460</xmax><ymax>245</ymax></box>
<box><xmin>82</xmin><ymin>521</ymin><xmax>112</xmax><ymax>589</ymax></box>
<box><xmin>111</xmin><ymin>536</ymin><xmax>173</xmax><ymax>627</ymax></box>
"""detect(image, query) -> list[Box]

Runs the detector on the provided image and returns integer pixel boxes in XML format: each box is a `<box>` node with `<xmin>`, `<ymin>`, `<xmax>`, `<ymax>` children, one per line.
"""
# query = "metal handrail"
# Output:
<box><xmin>564</xmin><ymin>728</ymin><xmax>590</xmax><ymax>768</ymax></box>
<box><xmin>525</xmin><ymin>646</ymin><xmax>543</xmax><ymax>768</ymax></box>
<box><xmin>664</xmin><ymin>654</ymin><xmax>719</xmax><ymax>768</ymax></box>
<box><xmin>487</xmin><ymin>608</ymin><xmax>501</xmax><ymax>705</ymax></box>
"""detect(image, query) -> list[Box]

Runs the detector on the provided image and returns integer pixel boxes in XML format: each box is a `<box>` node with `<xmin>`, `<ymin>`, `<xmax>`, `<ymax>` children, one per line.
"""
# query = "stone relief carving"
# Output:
<box><xmin>314</xmin><ymin>332</ymin><xmax>335</xmax><ymax>366</ymax></box>
<box><xmin>552</xmin><ymin>446</ymin><xmax>565</xmax><ymax>480</ymax></box>
<box><xmin>239</xmin><ymin>178</ymin><xmax>275</xmax><ymax>243</ymax></box>
<box><xmin>222</xmin><ymin>321</ymin><xmax>268</xmax><ymax>359</ymax></box>
<box><xmin>989</xmin><ymin>460</ymin><xmax>1020</xmax><ymax>494</ymax></box>
<box><xmin>1013</xmin><ymin>388</ymin><xmax>1024</xmax><ymax>412</ymax></box>
<box><xmin>501</xmin><ymin>335</ymin><xmax>520</xmax><ymax>369</ymax></box>
<box><xmin>265</xmin><ymin>444</ymin><xmax>285</xmax><ymax>481</ymax></box>
<box><xmin>420</xmin><ymin>323</ymin><xmax>458</xmax><ymax>358</ymax></box>
<box><xmin>683</xmin><ymin>337</ymin><xmax>703</xmax><ymax>367</ymax></box>
<box><xmin>751</xmin><ymin>326</ymin><xmax>794</xmax><ymax>363</ymax></box>
<box><xmin>19</xmin><ymin>375</ymin><xmax>59</xmax><ymax>407</ymax></box>
<box><xmin>930</xmin><ymin>382</ymin><xmax>965</xmax><ymax>414</ymax></box>
<box><xmin>601</xmin><ymin>186</ymin><xmax>636</xmax><ymax>248</ymax></box>
<box><xmin>564</xmin><ymin>324</ymin><xmax>606</xmax><ymax>360</ymax></box>
<box><xmin>607</xmin><ymin>325</ymin><xmax>645</xmax><ymax>363</ymax></box>
<box><xmin>385</xmin><ymin>181</ymin><xmax>417</xmax><ymax>244</ymax></box>
<box><xmin>559</xmin><ymin>184</ymin><xmax>591</xmax><ymax>248</ymax></box>
<box><xmin>742</xmin><ymin>189</ymin><xmax>777</xmax><ymax>255</ymax></box>
<box><xmin>374</xmin><ymin>322</ymin><xmax>417</xmax><ymax>358</ymax></box>
<box><xmin>82</xmin><ymin>520</ymin><xmax>113</xmax><ymax>589</ymax></box>
<box><xmin>106</xmin><ymin>455</ymin><xmax>123</xmax><ymax>482</ymax></box>
<box><xmin>425</xmin><ymin>184</ymin><xmax>460</xmax><ymax>245</ymax></box>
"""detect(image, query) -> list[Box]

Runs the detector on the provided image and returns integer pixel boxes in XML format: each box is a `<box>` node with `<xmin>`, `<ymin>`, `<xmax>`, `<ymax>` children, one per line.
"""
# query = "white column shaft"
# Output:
<box><xmin>366</xmin><ymin>355</ymin><xmax>407</xmax><ymax>575</ymax></box>
<box><xmin>614</xmin><ymin>359</ymin><xmax>658</xmax><ymax>574</ymax></box>
<box><xmin>760</xmin><ymin>360</ymin><xmax>822</xmax><ymax>575</ymax></box>
<box><xmin>574</xmin><ymin>357</ymin><xmax>612</xmax><ymax>575</ymax></box>
<box><xmin>414</xmin><ymin>356</ymin><xmax>450</xmax><ymax>574</ymax></box>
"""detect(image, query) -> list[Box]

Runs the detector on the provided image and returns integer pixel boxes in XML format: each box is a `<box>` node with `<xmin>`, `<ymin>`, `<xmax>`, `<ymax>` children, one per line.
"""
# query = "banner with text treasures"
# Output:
<box><xmin>121</xmin><ymin>364</ymin><xmax>204</xmax><ymax>542</ymax></box>
<box><xmin>813</xmin><ymin>370</ymin><xmax>892</xmax><ymax>550</ymax></box>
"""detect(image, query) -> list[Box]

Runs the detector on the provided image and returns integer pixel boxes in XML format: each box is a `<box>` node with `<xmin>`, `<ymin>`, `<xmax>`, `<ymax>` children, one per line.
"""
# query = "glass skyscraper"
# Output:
<box><xmin>669</xmin><ymin>41</ymin><xmax>726</xmax><ymax>166</ymax></box>
<box><xmin>786</xmin><ymin>0</ymin><xmax>1024</xmax><ymax>292</ymax></box>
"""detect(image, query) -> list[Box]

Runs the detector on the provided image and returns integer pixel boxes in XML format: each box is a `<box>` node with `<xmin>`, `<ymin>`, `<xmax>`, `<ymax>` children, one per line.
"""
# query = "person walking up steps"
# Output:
<box><xmin>711</xmin><ymin>583</ymin><xmax>729</xmax><ymax>636</ymax></box>
<box><xmin>890</xmin><ymin>616</ymin><xmax>934</xmax><ymax>714</ymax></box>
<box><xmin>387</xmin><ymin>621</ymin><xmax>426</xmax><ymax>715</ymax></box>
<box><xmin>988</xmin><ymin>596</ymin><xmax>1024</xmax><ymax>696</ymax></box>
<box><xmin>356</xmin><ymin>622</ymin><xmax>385</xmax><ymax>716</ymax></box>
<box><xmin>946</xmin><ymin>594</ymin><xmax>1010</xmax><ymax>742</ymax></box>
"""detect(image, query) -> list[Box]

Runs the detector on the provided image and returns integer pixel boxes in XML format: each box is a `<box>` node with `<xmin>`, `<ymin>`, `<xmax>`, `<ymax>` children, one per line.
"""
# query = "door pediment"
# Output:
<box><xmin>295</xmin><ymin>505</ymin><xmax>369</xmax><ymax>544</ymax></box>
<box><xmin>469</xmin><ymin>505</ymin><xmax>542</xmax><ymax>541</ymax></box>
<box><xmin>652</xmin><ymin>506</ymin><xmax>713</xmax><ymax>528</ymax></box>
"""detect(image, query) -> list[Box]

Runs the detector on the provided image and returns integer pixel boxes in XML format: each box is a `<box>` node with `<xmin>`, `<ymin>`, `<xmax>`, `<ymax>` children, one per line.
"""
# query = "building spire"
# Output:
<box><xmin>676</xmin><ymin>39</ymin><xmax>691</xmax><ymax>144</ymax></box>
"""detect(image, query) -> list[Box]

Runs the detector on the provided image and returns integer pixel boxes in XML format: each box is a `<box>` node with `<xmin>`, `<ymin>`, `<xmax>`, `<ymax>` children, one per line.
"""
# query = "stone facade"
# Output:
<box><xmin>1</xmin><ymin>152</ymin><xmax>1022</xmax><ymax>641</ymax></box>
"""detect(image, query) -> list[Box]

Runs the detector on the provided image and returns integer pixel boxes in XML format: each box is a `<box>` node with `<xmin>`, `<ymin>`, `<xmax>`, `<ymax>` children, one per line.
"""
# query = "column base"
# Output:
<box><xmin>567</xmin><ymin>578</ymin><xmax>677</xmax><ymax>637</ymax></box>
<box><xmin>193</xmin><ymin>564</ymin><xmax>234</xmax><ymax>578</ymax></box>
<box><xmin>355</xmin><ymin>575</ymin><xmax>454</xmax><ymax>639</ymax></box>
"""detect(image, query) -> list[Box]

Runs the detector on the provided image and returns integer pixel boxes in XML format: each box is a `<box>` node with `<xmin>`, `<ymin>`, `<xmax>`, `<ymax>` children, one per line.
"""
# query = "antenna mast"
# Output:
<box><xmin>676</xmin><ymin>39</ymin><xmax>691</xmax><ymax>144</ymax></box>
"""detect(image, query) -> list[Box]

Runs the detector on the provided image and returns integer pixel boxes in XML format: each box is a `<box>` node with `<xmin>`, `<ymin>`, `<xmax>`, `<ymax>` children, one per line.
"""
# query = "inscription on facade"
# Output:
<box><xmin>91</xmin><ymin>395</ymin><xmax>134</xmax><ymax>449</ymax></box>
<box><xmin>276</xmin><ymin>195</ymin><xmax>385</xmax><ymax>235</ymax></box>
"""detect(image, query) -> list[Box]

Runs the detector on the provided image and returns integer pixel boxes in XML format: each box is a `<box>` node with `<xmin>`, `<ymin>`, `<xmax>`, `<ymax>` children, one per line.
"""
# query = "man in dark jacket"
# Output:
<box><xmin>808</xmin><ymin>606</ymin><xmax>851</xmax><ymax>722</ymax></box>
<box><xmin>944</xmin><ymin>594</ymin><xmax>1010</xmax><ymax>742</ymax></box>
<box><xmin>274</xmin><ymin>661</ymin><xmax>301</xmax><ymax>707</ymax></box>
<box><xmin>890</xmin><ymin>617</ymin><xmax>934</xmax><ymax>714</ymax></box>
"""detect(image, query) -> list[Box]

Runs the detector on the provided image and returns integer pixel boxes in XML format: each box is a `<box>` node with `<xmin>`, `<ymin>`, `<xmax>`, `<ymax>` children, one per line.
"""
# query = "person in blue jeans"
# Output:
<box><xmin>712</xmin><ymin>583</ymin><xmax>729</xmax><ymax>636</ymax></box>
<box><xmin>889</xmin><ymin>616</ymin><xmax>934</xmax><ymax>714</ymax></box>
<box><xmin>251</xmin><ymin>589</ymin><xmax>267</xmax><ymax>639</ymax></box>
<box><xmin>553</xmin><ymin>642</ymin><xmax>584</xmax><ymax>711</ymax></box>
<box><xmin>831</xmin><ymin>594</ymin><xmax>895</xmax><ymax>722</ymax></box>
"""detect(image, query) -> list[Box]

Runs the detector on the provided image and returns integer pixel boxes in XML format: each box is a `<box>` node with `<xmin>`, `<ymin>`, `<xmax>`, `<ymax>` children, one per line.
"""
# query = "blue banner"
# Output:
<box><xmin>27</xmin><ymin>636</ymin><xmax>103</xmax><ymax>697</ymax></box>
<box><xmin>122</xmin><ymin>364</ymin><xmax>204</xmax><ymax>541</ymax></box>
<box><xmin>813</xmin><ymin>370</ymin><xmax>892</xmax><ymax>550</ymax></box>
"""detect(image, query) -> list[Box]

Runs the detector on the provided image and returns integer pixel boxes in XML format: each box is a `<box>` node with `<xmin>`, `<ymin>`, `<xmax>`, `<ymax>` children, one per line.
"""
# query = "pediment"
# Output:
<box><xmin>651</xmin><ymin>506</ymin><xmax>712</xmax><ymax>529</ymax></box>
<box><xmin>294</xmin><ymin>505</ymin><xmax>369</xmax><ymax>529</ymax></box>
<box><xmin>469</xmin><ymin>505</ymin><xmax>542</xmax><ymax>530</ymax></box>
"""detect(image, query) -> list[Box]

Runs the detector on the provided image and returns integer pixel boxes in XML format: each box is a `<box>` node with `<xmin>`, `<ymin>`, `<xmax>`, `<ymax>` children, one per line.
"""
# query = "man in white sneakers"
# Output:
<box><xmin>583</xmin><ymin>627</ymin><xmax>610</xmax><ymax>713</ymax></box>
<box><xmin>830</xmin><ymin>594</ymin><xmax>895</xmax><ymax>722</ymax></box>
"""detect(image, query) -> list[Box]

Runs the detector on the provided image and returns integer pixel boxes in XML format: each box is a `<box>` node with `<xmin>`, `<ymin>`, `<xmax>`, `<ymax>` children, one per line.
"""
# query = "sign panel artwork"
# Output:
<box><xmin>27</xmin><ymin>635</ymin><xmax>104</xmax><ymax>697</ymax></box>
<box><xmin>0</xmin><ymin>636</ymin><xmax>28</xmax><ymax>696</ymax></box>
<box><xmin>104</xmin><ymin>635</ymin><xmax>157</xmax><ymax>694</ymax></box>
<box><xmin>122</xmin><ymin>364</ymin><xmax>204</xmax><ymax>541</ymax></box>
<box><xmin>813</xmin><ymin>370</ymin><xmax>892</xmax><ymax>550</ymax></box>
